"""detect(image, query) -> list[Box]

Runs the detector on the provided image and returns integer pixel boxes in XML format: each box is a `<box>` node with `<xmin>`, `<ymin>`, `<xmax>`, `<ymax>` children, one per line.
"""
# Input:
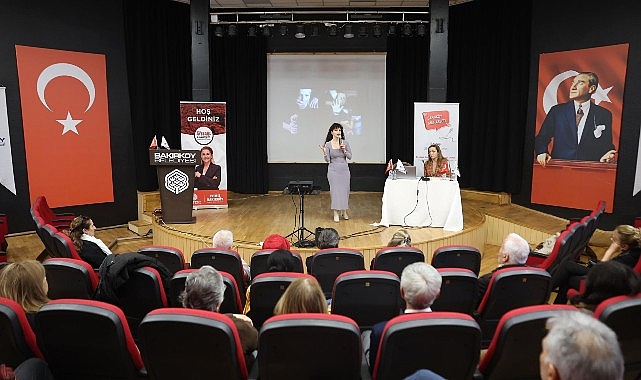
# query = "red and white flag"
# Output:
<box><xmin>16</xmin><ymin>46</ymin><xmax>113</xmax><ymax>207</ymax></box>
<box><xmin>384</xmin><ymin>159</ymin><xmax>394</xmax><ymax>174</ymax></box>
<box><xmin>149</xmin><ymin>135</ymin><xmax>158</xmax><ymax>149</ymax></box>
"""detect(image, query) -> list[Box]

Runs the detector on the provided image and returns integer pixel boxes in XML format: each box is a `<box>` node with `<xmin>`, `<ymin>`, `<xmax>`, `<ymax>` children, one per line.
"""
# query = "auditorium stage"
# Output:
<box><xmin>151</xmin><ymin>190</ymin><xmax>569</xmax><ymax>267</ymax></box>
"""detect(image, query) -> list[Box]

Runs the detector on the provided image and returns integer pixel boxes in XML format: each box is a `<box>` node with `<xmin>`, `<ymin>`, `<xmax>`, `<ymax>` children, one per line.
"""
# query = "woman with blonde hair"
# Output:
<box><xmin>274</xmin><ymin>277</ymin><xmax>327</xmax><ymax>315</ymax></box>
<box><xmin>387</xmin><ymin>229</ymin><xmax>412</xmax><ymax>247</ymax></box>
<box><xmin>0</xmin><ymin>259</ymin><xmax>49</xmax><ymax>331</ymax></box>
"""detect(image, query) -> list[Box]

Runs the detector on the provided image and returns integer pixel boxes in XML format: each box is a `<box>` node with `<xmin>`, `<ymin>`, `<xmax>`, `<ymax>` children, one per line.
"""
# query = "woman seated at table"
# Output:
<box><xmin>423</xmin><ymin>144</ymin><xmax>451</xmax><ymax>178</ymax></box>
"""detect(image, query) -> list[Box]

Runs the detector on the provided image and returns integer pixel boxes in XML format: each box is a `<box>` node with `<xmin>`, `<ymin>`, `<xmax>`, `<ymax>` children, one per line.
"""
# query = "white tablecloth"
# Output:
<box><xmin>377</xmin><ymin>178</ymin><xmax>464</xmax><ymax>231</ymax></box>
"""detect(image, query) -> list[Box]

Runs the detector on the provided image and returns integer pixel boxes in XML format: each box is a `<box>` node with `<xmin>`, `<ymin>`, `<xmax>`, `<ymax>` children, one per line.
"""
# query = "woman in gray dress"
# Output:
<box><xmin>319</xmin><ymin>123</ymin><xmax>352</xmax><ymax>222</ymax></box>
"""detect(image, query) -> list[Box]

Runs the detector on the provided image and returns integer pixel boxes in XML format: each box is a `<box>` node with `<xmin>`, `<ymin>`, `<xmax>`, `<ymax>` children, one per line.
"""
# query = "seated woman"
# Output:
<box><xmin>243</xmin><ymin>249</ymin><xmax>298</xmax><ymax>314</ymax></box>
<box><xmin>554</xmin><ymin>224</ymin><xmax>641</xmax><ymax>304</ymax></box>
<box><xmin>68</xmin><ymin>215</ymin><xmax>112</xmax><ymax>269</ymax></box>
<box><xmin>261</xmin><ymin>234</ymin><xmax>291</xmax><ymax>250</ymax></box>
<box><xmin>387</xmin><ymin>228</ymin><xmax>412</xmax><ymax>247</ymax></box>
<box><xmin>180</xmin><ymin>265</ymin><xmax>258</xmax><ymax>370</ymax></box>
<box><xmin>194</xmin><ymin>146</ymin><xmax>222</xmax><ymax>190</ymax></box>
<box><xmin>273</xmin><ymin>277</ymin><xmax>328</xmax><ymax>315</ymax></box>
<box><xmin>570</xmin><ymin>260</ymin><xmax>641</xmax><ymax>312</ymax></box>
<box><xmin>0</xmin><ymin>260</ymin><xmax>49</xmax><ymax>332</ymax></box>
<box><xmin>423</xmin><ymin>144</ymin><xmax>451</xmax><ymax>178</ymax></box>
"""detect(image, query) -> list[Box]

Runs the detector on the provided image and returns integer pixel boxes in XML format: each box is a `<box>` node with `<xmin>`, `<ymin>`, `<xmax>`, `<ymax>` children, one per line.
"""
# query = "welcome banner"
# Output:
<box><xmin>180</xmin><ymin>101</ymin><xmax>227</xmax><ymax>208</ymax></box>
<box><xmin>16</xmin><ymin>45</ymin><xmax>113</xmax><ymax>207</ymax></box>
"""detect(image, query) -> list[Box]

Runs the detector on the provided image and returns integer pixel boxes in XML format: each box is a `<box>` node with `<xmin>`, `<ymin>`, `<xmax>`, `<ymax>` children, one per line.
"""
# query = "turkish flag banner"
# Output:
<box><xmin>16</xmin><ymin>45</ymin><xmax>114</xmax><ymax>207</ymax></box>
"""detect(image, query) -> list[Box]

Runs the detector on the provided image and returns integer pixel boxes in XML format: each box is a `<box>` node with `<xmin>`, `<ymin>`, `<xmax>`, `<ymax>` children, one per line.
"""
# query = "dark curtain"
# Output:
<box><xmin>123</xmin><ymin>0</ymin><xmax>192</xmax><ymax>192</ymax></box>
<box><xmin>211</xmin><ymin>31</ymin><xmax>268</xmax><ymax>194</ymax></box>
<box><xmin>447</xmin><ymin>0</ymin><xmax>532</xmax><ymax>193</ymax></box>
<box><xmin>385</xmin><ymin>35</ymin><xmax>430</xmax><ymax>164</ymax></box>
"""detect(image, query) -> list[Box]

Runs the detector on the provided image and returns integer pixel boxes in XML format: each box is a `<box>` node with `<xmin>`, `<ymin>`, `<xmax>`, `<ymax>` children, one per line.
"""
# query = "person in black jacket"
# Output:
<box><xmin>68</xmin><ymin>215</ymin><xmax>112</xmax><ymax>269</ymax></box>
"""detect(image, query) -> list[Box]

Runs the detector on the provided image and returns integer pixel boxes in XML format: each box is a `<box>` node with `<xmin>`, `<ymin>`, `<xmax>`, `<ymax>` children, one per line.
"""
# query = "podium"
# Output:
<box><xmin>149</xmin><ymin>150</ymin><xmax>199</xmax><ymax>224</ymax></box>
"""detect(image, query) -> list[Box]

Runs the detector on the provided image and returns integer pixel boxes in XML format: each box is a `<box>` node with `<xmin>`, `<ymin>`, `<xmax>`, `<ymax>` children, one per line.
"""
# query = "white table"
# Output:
<box><xmin>377</xmin><ymin>178</ymin><xmax>464</xmax><ymax>231</ymax></box>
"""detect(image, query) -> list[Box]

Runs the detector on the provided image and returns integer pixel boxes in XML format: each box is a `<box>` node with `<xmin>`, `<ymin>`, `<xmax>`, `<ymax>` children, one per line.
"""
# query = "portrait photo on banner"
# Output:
<box><xmin>180</xmin><ymin>101</ymin><xmax>228</xmax><ymax>208</ymax></box>
<box><xmin>531</xmin><ymin>44</ymin><xmax>629</xmax><ymax>212</ymax></box>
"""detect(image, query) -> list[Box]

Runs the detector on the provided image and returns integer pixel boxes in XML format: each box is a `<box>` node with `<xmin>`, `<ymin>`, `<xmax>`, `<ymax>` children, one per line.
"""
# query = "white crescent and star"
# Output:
<box><xmin>542</xmin><ymin>69</ymin><xmax>614</xmax><ymax>114</ymax></box>
<box><xmin>36</xmin><ymin>63</ymin><xmax>96</xmax><ymax>135</ymax></box>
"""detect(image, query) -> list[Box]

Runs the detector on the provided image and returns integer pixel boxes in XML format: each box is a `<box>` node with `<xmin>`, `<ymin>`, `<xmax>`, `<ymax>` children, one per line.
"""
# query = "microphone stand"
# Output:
<box><xmin>285</xmin><ymin>185</ymin><xmax>316</xmax><ymax>248</ymax></box>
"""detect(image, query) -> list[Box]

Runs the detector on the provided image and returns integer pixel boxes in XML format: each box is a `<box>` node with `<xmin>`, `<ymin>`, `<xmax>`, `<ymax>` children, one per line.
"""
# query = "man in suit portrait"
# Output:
<box><xmin>535</xmin><ymin>72</ymin><xmax>616</xmax><ymax>166</ymax></box>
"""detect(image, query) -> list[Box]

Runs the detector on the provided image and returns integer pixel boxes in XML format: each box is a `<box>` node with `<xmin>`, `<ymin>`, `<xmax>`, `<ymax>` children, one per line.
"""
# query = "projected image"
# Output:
<box><xmin>282</xmin><ymin>87</ymin><xmax>362</xmax><ymax>136</ymax></box>
<box><xmin>268</xmin><ymin>54</ymin><xmax>385</xmax><ymax>163</ymax></box>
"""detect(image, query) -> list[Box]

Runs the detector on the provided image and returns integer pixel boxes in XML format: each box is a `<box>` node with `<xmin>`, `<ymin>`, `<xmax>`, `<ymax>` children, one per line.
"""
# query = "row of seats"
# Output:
<box><xmin>42</xmin><ymin>255</ymin><xmax>551</xmax><ymax>344</ymax></box>
<box><xmin>3</xmin><ymin>295</ymin><xmax>640</xmax><ymax>380</ymax></box>
<box><xmin>134</xmin><ymin>244</ymin><xmax>482</xmax><ymax>299</ymax></box>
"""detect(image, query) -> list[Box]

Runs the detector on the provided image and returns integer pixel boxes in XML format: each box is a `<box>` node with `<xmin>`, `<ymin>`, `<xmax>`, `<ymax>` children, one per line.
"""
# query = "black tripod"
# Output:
<box><xmin>285</xmin><ymin>188</ymin><xmax>316</xmax><ymax>248</ymax></box>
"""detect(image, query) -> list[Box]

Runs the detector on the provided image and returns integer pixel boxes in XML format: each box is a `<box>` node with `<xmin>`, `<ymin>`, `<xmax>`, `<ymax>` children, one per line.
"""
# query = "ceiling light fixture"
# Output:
<box><xmin>343</xmin><ymin>24</ymin><xmax>354</xmax><ymax>39</ymax></box>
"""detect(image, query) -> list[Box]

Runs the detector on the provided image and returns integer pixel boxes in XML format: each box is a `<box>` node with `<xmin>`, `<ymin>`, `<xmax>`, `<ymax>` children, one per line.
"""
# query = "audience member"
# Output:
<box><xmin>273</xmin><ymin>277</ymin><xmax>327</xmax><ymax>315</ymax></box>
<box><xmin>364</xmin><ymin>262</ymin><xmax>442</xmax><ymax>370</ymax></box>
<box><xmin>243</xmin><ymin>249</ymin><xmax>299</xmax><ymax>314</ymax></box>
<box><xmin>306</xmin><ymin>227</ymin><xmax>340</xmax><ymax>273</ymax></box>
<box><xmin>261</xmin><ymin>234</ymin><xmax>291</xmax><ymax>250</ymax></box>
<box><xmin>68</xmin><ymin>215</ymin><xmax>112</xmax><ymax>269</ymax></box>
<box><xmin>539</xmin><ymin>310</ymin><xmax>624</xmax><ymax>380</ymax></box>
<box><xmin>477</xmin><ymin>233</ymin><xmax>530</xmax><ymax>305</ymax></box>
<box><xmin>569</xmin><ymin>260</ymin><xmax>641</xmax><ymax>311</ymax></box>
<box><xmin>387</xmin><ymin>228</ymin><xmax>412</xmax><ymax>247</ymax></box>
<box><xmin>0</xmin><ymin>260</ymin><xmax>49</xmax><ymax>332</ymax></box>
<box><xmin>404</xmin><ymin>369</ymin><xmax>446</xmax><ymax>380</ymax></box>
<box><xmin>212</xmin><ymin>229</ymin><xmax>251</xmax><ymax>282</ymax></box>
<box><xmin>180</xmin><ymin>265</ymin><xmax>258</xmax><ymax>370</ymax></box>
<box><xmin>554</xmin><ymin>225</ymin><xmax>641</xmax><ymax>304</ymax></box>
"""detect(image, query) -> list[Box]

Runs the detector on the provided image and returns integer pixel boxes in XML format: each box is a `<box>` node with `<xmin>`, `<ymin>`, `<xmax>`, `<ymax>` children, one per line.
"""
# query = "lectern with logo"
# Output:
<box><xmin>149</xmin><ymin>150</ymin><xmax>199</xmax><ymax>223</ymax></box>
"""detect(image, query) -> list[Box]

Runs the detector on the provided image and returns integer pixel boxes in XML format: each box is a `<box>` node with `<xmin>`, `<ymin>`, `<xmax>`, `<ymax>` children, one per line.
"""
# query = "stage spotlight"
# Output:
<box><xmin>402</xmin><ymin>23</ymin><xmax>412</xmax><ymax>36</ymax></box>
<box><xmin>343</xmin><ymin>24</ymin><xmax>354</xmax><ymax>38</ymax></box>
<box><xmin>262</xmin><ymin>26</ymin><xmax>272</xmax><ymax>37</ymax></box>
<box><xmin>328</xmin><ymin>24</ymin><xmax>337</xmax><ymax>36</ymax></box>
<box><xmin>279</xmin><ymin>24</ymin><xmax>288</xmax><ymax>36</ymax></box>
<box><xmin>310</xmin><ymin>24</ymin><xmax>320</xmax><ymax>37</ymax></box>
<box><xmin>388</xmin><ymin>24</ymin><xmax>397</xmax><ymax>36</ymax></box>
<box><xmin>358</xmin><ymin>25</ymin><xmax>368</xmax><ymax>37</ymax></box>
<box><xmin>214</xmin><ymin>25</ymin><xmax>224</xmax><ymax>37</ymax></box>
<box><xmin>295</xmin><ymin>24</ymin><xmax>306</xmax><ymax>39</ymax></box>
<box><xmin>416</xmin><ymin>23</ymin><xmax>427</xmax><ymax>36</ymax></box>
<box><xmin>227</xmin><ymin>24</ymin><xmax>238</xmax><ymax>37</ymax></box>
<box><xmin>372</xmin><ymin>24</ymin><xmax>382</xmax><ymax>37</ymax></box>
<box><xmin>247</xmin><ymin>25</ymin><xmax>257</xmax><ymax>37</ymax></box>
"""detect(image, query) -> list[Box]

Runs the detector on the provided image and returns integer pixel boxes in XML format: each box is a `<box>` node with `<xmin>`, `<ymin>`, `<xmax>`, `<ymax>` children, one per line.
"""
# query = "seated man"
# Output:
<box><xmin>212</xmin><ymin>229</ymin><xmax>251</xmax><ymax>282</ymax></box>
<box><xmin>477</xmin><ymin>232</ymin><xmax>530</xmax><ymax>306</ymax></box>
<box><xmin>539</xmin><ymin>310</ymin><xmax>623</xmax><ymax>380</ymax></box>
<box><xmin>363</xmin><ymin>262</ymin><xmax>442</xmax><ymax>370</ymax></box>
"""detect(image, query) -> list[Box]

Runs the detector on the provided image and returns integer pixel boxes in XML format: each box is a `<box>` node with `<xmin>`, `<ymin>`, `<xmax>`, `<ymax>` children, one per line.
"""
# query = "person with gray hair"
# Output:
<box><xmin>477</xmin><ymin>232</ymin><xmax>531</xmax><ymax>305</ymax></box>
<box><xmin>306</xmin><ymin>227</ymin><xmax>340</xmax><ymax>273</ymax></box>
<box><xmin>212</xmin><ymin>229</ymin><xmax>251</xmax><ymax>282</ymax></box>
<box><xmin>180</xmin><ymin>266</ymin><xmax>258</xmax><ymax>370</ymax></box>
<box><xmin>365</xmin><ymin>262</ymin><xmax>442</xmax><ymax>370</ymax></box>
<box><xmin>539</xmin><ymin>310</ymin><xmax>623</xmax><ymax>380</ymax></box>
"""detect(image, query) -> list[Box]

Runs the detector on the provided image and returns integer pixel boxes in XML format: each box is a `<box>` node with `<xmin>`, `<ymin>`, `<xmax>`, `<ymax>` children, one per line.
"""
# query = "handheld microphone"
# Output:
<box><xmin>339</xmin><ymin>138</ymin><xmax>344</xmax><ymax>146</ymax></box>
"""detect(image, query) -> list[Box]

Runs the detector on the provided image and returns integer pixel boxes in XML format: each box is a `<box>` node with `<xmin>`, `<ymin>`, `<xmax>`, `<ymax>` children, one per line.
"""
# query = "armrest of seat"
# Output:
<box><xmin>247</xmin><ymin>357</ymin><xmax>259</xmax><ymax>380</ymax></box>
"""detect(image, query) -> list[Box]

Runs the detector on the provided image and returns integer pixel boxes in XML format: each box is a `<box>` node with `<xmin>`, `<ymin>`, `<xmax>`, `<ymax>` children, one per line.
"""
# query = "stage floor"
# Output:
<box><xmin>152</xmin><ymin>191</ymin><xmax>494</xmax><ymax>265</ymax></box>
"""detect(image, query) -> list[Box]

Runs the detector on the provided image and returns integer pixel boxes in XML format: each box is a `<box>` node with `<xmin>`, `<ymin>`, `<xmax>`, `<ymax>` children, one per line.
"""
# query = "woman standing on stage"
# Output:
<box><xmin>319</xmin><ymin>123</ymin><xmax>352</xmax><ymax>223</ymax></box>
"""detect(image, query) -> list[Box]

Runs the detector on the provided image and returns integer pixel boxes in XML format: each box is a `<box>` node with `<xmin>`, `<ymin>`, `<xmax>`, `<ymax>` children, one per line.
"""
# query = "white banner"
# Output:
<box><xmin>0</xmin><ymin>87</ymin><xmax>16</xmax><ymax>195</ymax></box>
<box><xmin>635</xmin><ymin>122</ymin><xmax>641</xmax><ymax>197</ymax></box>
<box><xmin>413</xmin><ymin>102</ymin><xmax>460</xmax><ymax>177</ymax></box>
